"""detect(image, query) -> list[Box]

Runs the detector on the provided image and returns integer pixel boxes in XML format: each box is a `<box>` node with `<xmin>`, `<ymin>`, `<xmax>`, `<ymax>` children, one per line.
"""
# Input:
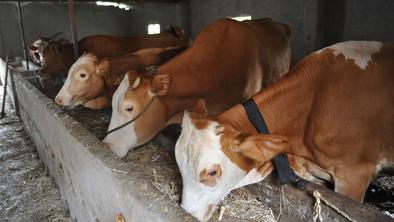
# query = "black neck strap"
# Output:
<box><xmin>242</xmin><ymin>99</ymin><xmax>298</xmax><ymax>185</ymax></box>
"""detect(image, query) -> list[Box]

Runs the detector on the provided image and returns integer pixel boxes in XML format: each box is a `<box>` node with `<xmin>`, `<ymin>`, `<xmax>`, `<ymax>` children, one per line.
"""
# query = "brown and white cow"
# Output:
<box><xmin>38</xmin><ymin>26</ymin><xmax>190</xmax><ymax>79</ymax></box>
<box><xmin>28</xmin><ymin>32</ymin><xmax>68</xmax><ymax>66</ymax></box>
<box><xmin>55</xmin><ymin>45</ymin><xmax>187</xmax><ymax>110</ymax></box>
<box><xmin>103</xmin><ymin>18</ymin><xmax>292</xmax><ymax>158</ymax></box>
<box><xmin>174</xmin><ymin>41</ymin><xmax>394</xmax><ymax>221</ymax></box>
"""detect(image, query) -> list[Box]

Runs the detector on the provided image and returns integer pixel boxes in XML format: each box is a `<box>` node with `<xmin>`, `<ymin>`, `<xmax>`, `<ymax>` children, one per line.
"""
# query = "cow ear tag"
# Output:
<box><xmin>132</xmin><ymin>77</ymin><xmax>141</xmax><ymax>89</ymax></box>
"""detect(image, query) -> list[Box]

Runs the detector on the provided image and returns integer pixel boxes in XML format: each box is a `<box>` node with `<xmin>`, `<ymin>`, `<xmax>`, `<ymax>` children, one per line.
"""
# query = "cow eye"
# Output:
<box><xmin>208</xmin><ymin>170</ymin><xmax>217</xmax><ymax>176</ymax></box>
<box><xmin>125</xmin><ymin>106</ymin><xmax>133</xmax><ymax>112</ymax></box>
<box><xmin>80</xmin><ymin>73</ymin><xmax>86</xmax><ymax>78</ymax></box>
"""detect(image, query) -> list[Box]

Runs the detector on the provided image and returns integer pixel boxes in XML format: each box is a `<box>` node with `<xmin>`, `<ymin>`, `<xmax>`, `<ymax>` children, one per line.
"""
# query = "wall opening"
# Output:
<box><xmin>147</xmin><ymin>23</ymin><xmax>161</xmax><ymax>34</ymax></box>
<box><xmin>230</xmin><ymin>15</ymin><xmax>252</xmax><ymax>21</ymax></box>
<box><xmin>95</xmin><ymin>1</ymin><xmax>132</xmax><ymax>11</ymax></box>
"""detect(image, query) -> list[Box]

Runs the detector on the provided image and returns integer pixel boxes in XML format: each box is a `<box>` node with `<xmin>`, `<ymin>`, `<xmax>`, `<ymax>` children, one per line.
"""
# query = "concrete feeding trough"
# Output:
<box><xmin>1</xmin><ymin>59</ymin><xmax>391</xmax><ymax>222</ymax></box>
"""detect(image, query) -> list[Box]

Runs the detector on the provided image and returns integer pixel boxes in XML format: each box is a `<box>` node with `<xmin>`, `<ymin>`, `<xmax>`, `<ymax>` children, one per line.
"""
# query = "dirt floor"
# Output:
<box><xmin>0</xmin><ymin>83</ymin><xmax>70</xmax><ymax>222</ymax></box>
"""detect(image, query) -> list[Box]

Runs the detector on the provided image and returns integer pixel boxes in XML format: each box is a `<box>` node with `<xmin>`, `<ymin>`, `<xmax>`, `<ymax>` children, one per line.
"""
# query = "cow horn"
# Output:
<box><xmin>48</xmin><ymin>32</ymin><xmax>62</xmax><ymax>41</ymax></box>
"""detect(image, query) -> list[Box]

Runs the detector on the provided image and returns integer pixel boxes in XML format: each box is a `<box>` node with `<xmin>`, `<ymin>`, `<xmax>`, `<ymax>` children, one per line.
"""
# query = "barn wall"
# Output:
<box><xmin>188</xmin><ymin>0</ymin><xmax>319</xmax><ymax>63</ymax></box>
<box><xmin>341</xmin><ymin>0</ymin><xmax>394</xmax><ymax>42</ymax></box>
<box><xmin>0</xmin><ymin>2</ymin><xmax>188</xmax><ymax>60</ymax></box>
<box><xmin>128</xmin><ymin>2</ymin><xmax>189</xmax><ymax>35</ymax></box>
<box><xmin>188</xmin><ymin>0</ymin><xmax>394</xmax><ymax>62</ymax></box>
<box><xmin>0</xmin><ymin>1</ymin><xmax>392</xmax><ymax>62</ymax></box>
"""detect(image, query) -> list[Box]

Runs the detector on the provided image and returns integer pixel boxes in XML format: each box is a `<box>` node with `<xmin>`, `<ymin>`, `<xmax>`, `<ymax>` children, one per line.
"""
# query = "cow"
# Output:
<box><xmin>103</xmin><ymin>17</ymin><xmax>292</xmax><ymax>158</ymax></box>
<box><xmin>28</xmin><ymin>32</ymin><xmax>68</xmax><ymax>66</ymax></box>
<box><xmin>54</xmin><ymin>45</ymin><xmax>187</xmax><ymax>110</ymax></box>
<box><xmin>174</xmin><ymin>41</ymin><xmax>394</xmax><ymax>221</ymax></box>
<box><xmin>38</xmin><ymin>26</ymin><xmax>190</xmax><ymax>79</ymax></box>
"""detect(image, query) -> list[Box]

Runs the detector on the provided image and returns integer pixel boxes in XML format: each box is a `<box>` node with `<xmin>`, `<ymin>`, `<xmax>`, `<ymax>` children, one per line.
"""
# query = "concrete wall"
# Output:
<box><xmin>342</xmin><ymin>0</ymin><xmax>394</xmax><ymax>42</ymax></box>
<box><xmin>1</xmin><ymin>0</ymin><xmax>392</xmax><ymax>62</ymax></box>
<box><xmin>188</xmin><ymin>0</ymin><xmax>394</xmax><ymax>62</ymax></box>
<box><xmin>188</xmin><ymin>0</ymin><xmax>320</xmax><ymax>63</ymax></box>
<box><xmin>0</xmin><ymin>1</ymin><xmax>188</xmax><ymax>59</ymax></box>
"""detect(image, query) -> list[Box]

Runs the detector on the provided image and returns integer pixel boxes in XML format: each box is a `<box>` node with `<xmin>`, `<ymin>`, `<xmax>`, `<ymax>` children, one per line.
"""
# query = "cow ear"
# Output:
<box><xmin>132</xmin><ymin>76</ymin><xmax>141</xmax><ymax>89</ymax></box>
<box><xmin>151</xmin><ymin>74</ymin><xmax>170</xmax><ymax>95</ymax></box>
<box><xmin>96</xmin><ymin>59</ymin><xmax>110</xmax><ymax>76</ymax></box>
<box><xmin>235</xmin><ymin>134</ymin><xmax>289</xmax><ymax>162</ymax></box>
<box><xmin>193</xmin><ymin>99</ymin><xmax>208</xmax><ymax>117</ymax></box>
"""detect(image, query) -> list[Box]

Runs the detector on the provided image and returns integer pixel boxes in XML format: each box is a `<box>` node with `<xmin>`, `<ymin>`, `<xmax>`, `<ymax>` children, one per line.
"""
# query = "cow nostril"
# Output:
<box><xmin>55</xmin><ymin>97</ymin><xmax>63</xmax><ymax>105</ymax></box>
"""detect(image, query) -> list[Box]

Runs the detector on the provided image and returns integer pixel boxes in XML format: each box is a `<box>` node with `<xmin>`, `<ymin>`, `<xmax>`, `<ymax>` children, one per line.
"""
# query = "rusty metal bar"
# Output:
<box><xmin>68</xmin><ymin>0</ymin><xmax>79</xmax><ymax>60</ymax></box>
<box><xmin>16</xmin><ymin>1</ymin><xmax>29</xmax><ymax>70</ymax></box>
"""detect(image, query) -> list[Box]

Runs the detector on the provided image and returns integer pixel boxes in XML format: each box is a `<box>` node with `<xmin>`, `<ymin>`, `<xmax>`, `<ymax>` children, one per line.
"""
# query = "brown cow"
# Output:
<box><xmin>38</xmin><ymin>26</ymin><xmax>190</xmax><ymax>79</ymax></box>
<box><xmin>174</xmin><ymin>41</ymin><xmax>394</xmax><ymax>221</ymax></box>
<box><xmin>54</xmin><ymin>45</ymin><xmax>187</xmax><ymax>110</ymax></box>
<box><xmin>103</xmin><ymin>18</ymin><xmax>292</xmax><ymax>158</ymax></box>
<box><xmin>28</xmin><ymin>32</ymin><xmax>68</xmax><ymax>66</ymax></box>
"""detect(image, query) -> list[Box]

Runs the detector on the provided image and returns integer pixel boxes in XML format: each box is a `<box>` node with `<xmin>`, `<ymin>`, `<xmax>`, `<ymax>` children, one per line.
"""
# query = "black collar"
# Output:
<box><xmin>242</xmin><ymin>98</ymin><xmax>298</xmax><ymax>185</ymax></box>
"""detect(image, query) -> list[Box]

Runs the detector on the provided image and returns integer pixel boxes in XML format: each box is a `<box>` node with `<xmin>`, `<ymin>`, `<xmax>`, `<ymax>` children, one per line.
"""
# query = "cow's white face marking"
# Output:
<box><xmin>316</xmin><ymin>41</ymin><xmax>382</xmax><ymax>69</ymax></box>
<box><xmin>55</xmin><ymin>54</ymin><xmax>105</xmax><ymax>109</ymax></box>
<box><xmin>175</xmin><ymin>112</ymin><xmax>267</xmax><ymax>221</ymax></box>
<box><xmin>103</xmin><ymin>74</ymin><xmax>138</xmax><ymax>157</ymax></box>
<box><xmin>32</xmin><ymin>38</ymin><xmax>49</xmax><ymax>65</ymax></box>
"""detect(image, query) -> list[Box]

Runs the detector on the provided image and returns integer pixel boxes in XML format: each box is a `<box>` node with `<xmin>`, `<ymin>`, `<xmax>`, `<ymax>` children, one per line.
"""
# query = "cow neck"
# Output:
<box><xmin>152</xmin><ymin>51</ymin><xmax>200</xmax><ymax>122</ymax></box>
<box><xmin>99</xmin><ymin>66</ymin><xmax>116</xmax><ymax>98</ymax></box>
<box><xmin>219</xmin><ymin>61</ymin><xmax>318</xmax><ymax>157</ymax></box>
<box><xmin>62</xmin><ymin>44</ymin><xmax>77</xmax><ymax>70</ymax></box>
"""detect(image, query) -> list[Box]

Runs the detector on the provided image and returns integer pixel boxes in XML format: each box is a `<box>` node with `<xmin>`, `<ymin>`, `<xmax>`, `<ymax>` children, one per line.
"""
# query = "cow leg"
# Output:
<box><xmin>84</xmin><ymin>96</ymin><xmax>110</xmax><ymax>110</ymax></box>
<box><xmin>333</xmin><ymin>165</ymin><xmax>375</xmax><ymax>202</ymax></box>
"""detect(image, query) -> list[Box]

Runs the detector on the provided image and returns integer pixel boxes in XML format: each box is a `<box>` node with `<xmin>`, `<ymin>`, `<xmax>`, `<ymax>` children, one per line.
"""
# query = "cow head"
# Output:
<box><xmin>175</xmin><ymin>100</ymin><xmax>290</xmax><ymax>221</ymax></box>
<box><xmin>29</xmin><ymin>38</ymin><xmax>49</xmax><ymax>65</ymax></box>
<box><xmin>38</xmin><ymin>41</ymin><xmax>72</xmax><ymax>79</ymax></box>
<box><xmin>55</xmin><ymin>53</ymin><xmax>109</xmax><ymax>109</ymax></box>
<box><xmin>103</xmin><ymin>71</ymin><xmax>170</xmax><ymax>157</ymax></box>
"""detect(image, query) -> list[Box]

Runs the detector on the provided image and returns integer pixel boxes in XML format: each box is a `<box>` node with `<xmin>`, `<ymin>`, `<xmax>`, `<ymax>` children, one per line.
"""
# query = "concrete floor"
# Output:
<box><xmin>0</xmin><ymin>83</ymin><xmax>70</xmax><ymax>222</ymax></box>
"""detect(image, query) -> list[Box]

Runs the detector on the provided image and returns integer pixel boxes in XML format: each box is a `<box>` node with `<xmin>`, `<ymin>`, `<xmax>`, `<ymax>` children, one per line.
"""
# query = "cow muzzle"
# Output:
<box><xmin>180</xmin><ymin>190</ymin><xmax>218</xmax><ymax>222</ymax></box>
<box><xmin>55</xmin><ymin>93</ymin><xmax>77</xmax><ymax>110</ymax></box>
<box><xmin>181</xmin><ymin>202</ymin><xmax>216</xmax><ymax>222</ymax></box>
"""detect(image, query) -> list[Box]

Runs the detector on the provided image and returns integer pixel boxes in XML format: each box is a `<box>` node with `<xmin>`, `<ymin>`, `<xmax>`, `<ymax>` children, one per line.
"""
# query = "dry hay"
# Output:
<box><xmin>214</xmin><ymin>187</ymin><xmax>276</xmax><ymax>222</ymax></box>
<box><xmin>0</xmin><ymin>89</ymin><xmax>70</xmax><ymax>222</ymax></box>
<box><xmin>123</xmin><ymin>142</ymin><xmax>181</xmax><ymax>202</ymax></box>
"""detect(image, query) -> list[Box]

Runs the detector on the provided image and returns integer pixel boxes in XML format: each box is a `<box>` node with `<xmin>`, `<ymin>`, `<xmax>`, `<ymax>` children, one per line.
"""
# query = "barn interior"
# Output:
<box><xmin>0</xmin><ymin>1</ymin><xmax>393</xmax><ymax>222</ymax></box>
